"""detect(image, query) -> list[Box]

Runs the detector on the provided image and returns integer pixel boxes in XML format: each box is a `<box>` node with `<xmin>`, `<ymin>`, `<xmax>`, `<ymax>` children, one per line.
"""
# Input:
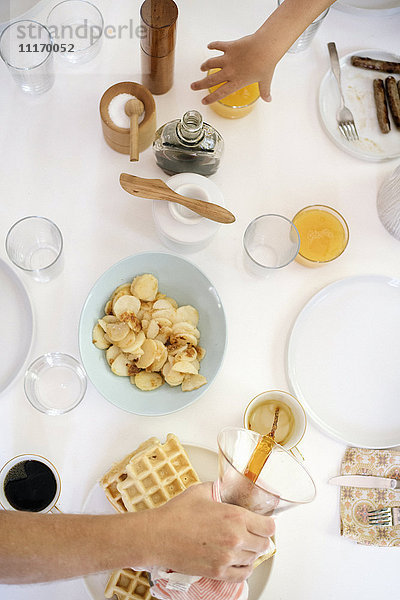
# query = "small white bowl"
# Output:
<box><xmin>153</xmin><ymin>173</ymin><xmax>225</xmax><ymax>253</ymax></box>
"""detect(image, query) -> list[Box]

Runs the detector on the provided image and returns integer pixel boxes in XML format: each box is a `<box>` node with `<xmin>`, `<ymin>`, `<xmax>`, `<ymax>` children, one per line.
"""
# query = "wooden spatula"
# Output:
<box><xmin>120</xmin><ymin>173</ymin><xmax>235</xmax><ymax>224</ymax></box>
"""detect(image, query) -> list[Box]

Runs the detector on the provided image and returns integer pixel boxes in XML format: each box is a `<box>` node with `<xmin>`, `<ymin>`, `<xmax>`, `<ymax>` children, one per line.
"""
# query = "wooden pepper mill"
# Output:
<box><xmin>140</xmin><ymin>0</ymin><xmax>178</xmax><ymax>95</ymax></box>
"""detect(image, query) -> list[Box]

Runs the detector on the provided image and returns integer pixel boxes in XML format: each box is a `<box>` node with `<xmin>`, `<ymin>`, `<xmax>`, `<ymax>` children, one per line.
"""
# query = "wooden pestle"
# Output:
<box><xmin>125</xmin><ymin>98</ymin><xmax>145</xmax><ymax>162</ymax></box>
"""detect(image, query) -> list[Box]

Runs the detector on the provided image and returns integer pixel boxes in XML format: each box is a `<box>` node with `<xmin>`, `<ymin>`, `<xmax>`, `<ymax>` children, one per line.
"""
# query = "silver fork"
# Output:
<box><xmin>367</xmin><ymin>507</ymin><xmax>400</xmax><ymax>526</ymax></box>
<box><xmin>327</xmin><ymin>42</ymin><xmax>359</xmax><ymax>142</ymax></box>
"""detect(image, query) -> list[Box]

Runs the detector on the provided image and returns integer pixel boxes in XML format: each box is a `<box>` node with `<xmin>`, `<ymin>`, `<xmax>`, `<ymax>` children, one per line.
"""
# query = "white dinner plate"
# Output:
<box><xmin>0</xmin><ymin>258</ymin><xmax>33</xmax><ymax>395</ymax></box>
<box><xmin>319</xmin><ymin>49</ymin><xmax>400</xmax><ymax>162</ymax></box>
<box><xmin>82</xmin><ymin>443</ymin><xmax>274</xmax><ymax>600</ymax></box>
<box><xmin>333</xmin><ymin>0</ymin><xmax>400</xmax><ymax>17</ymax></box>
<box><xmin>287</xmin><ymin>275</ymin><xmax>400</xmax><ymax>448</ymax></box>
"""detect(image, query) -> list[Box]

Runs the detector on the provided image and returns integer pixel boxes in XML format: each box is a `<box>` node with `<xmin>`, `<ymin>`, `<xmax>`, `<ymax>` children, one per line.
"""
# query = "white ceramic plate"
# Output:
<box><xmin>287</xmin><ymin>275</ymin><xmax>400</xmax><ymax>448</ymax></box>
<box><xmin>0</xmin><ymin>258</ymin><xmax>33</xmax><ymax>395</ymax></box>
<box><xmin>333</xmin><ymin>0</ymin><xmax>400</xmax><ymax>17</ymax></box>
<box><xmin>82</xmin><ymin>443</ymin><xmax>274</xmax><ymax>600</ymax></box>
<box><xmin>79</xmin><ymin>252</ymin><xmax>226</xmax><ymax>416</ymax></box>
<box><xmin>319</xmin><ymin>49</ymin><xmax>400</xmax><ymax>161</ymax></box>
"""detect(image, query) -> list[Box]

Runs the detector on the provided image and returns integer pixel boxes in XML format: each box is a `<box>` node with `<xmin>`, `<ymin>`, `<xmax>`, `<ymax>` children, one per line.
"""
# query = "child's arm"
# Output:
<box><xmin>191</xmin><ymin>0</ymin><xmax>335</xmax><ymax>104</ymax></box>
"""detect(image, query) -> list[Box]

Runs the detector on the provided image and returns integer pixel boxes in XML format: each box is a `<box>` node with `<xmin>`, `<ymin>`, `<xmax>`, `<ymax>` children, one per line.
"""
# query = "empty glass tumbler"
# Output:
<box><xmin>243</xmin><ymin>214</ymin><xmax>300</xmax><ymax>275</ymax></box>
<box><xmin>6</xmin><ymin>216</ymin><xmax>64</xmax><ymax>282</ymax></box>
<box><xmin>277</xmin><ymin>0</ymin><xmax>329</xmax><ymax>54</ymax></box>
<box><xmin>47</xmin><ymin>0</ymin><xmax>104</xmax><ymax>64</ymax></box>
<box><xmin>0</xmin><ymin>20</ymin><xmax>55</xmax><ymax>94</ymax></box>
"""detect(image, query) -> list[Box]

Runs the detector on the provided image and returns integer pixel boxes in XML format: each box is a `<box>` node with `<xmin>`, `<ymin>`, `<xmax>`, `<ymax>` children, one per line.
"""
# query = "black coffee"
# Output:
<box><xmin>4</xmin><ymin>460</ymin><xmax>57</xmax><ymax>512</ymax></box>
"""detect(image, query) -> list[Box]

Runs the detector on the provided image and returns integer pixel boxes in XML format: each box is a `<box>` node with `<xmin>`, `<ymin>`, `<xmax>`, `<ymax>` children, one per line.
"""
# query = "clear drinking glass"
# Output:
<box><xmin>243</xmin><ymin>214</ymin><xmax>300</xmax><ymax>275</ymax></box>
<box><xmin>277</xmin><ymin>0</ymin><xmax>329</xmax><ymax>54</ymax></box>
<box><xmin>24</xmin><ymin>353</ymin><xmax>87</xmax><ymax>415</ymax></box>
<box><xmin>47</xmin><ymin>0</ymin><xmax>104</xmax><ymax>64</ymax></box>
<box><xmin>5</xmin><ymin>216</ymin><xmax>64</xmax><ymax>282</ymax></box>
<box><xmin>0</xmin><ymin>20</ymin><xmax>55</xmax><ymax>94</ymax></box>
<box><xmin>217</xmin><ymin>427</ymin><xmax>316</xmax><ymax>515</ymax></box>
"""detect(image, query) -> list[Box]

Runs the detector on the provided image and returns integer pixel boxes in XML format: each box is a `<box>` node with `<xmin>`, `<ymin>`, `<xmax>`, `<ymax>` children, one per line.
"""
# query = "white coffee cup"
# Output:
<box><xmin>0</xmin><ymin>454</ymin><xmax>61</xmax><ymax>513</ymax></box>
<box><xmin>243</xmin><ymin>390</ymin><xmax>307</xmax><ymax>453</ymax></box>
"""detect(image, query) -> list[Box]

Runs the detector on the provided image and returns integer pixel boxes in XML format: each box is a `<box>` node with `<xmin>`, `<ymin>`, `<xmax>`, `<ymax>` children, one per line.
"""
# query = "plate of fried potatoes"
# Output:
<box><xmin>79</xmin><ymin>252</ymin><xmax>226</xmax><ymax>415</ymax></box>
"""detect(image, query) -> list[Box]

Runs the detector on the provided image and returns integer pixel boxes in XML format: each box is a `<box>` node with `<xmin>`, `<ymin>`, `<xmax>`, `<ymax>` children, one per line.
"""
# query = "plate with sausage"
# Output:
<box><xmin>319</xmin><ymin>49</ymin><xmax>400</xmax><ymax>161</ymax></box>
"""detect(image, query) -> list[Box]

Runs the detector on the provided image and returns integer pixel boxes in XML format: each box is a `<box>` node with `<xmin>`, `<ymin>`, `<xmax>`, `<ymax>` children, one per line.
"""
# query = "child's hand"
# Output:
<box><xmin>191</xmin><ymin>31</ymin><xmax>277</xmax><ymax>105</ymax></box>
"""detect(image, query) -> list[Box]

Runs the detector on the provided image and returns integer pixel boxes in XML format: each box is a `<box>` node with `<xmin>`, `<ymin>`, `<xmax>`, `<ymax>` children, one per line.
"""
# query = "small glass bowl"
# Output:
<box><xmin>292</xmin><ymin>205</ymin><xmax>349</xmax><ymax>267</ymax></box>
<box><xmin>207</xmin><ymin>69</ymin><xmax>260</xmax><ymax>119</ymax></box>
<box><xmin>24</xmin><ymin>353</ymin><xmax>87</xmax><ymax>415</ymax></box>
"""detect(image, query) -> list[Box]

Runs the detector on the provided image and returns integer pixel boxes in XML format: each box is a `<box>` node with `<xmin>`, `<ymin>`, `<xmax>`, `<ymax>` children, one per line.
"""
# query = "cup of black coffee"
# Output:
<box><xmin>0</xmin><ymin>454</ymin><xmax>61</xmax><ymax>512</ymax></box>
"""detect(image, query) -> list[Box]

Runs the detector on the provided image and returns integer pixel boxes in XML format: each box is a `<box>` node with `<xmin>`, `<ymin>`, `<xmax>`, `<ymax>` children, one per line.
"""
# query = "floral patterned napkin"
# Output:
<box><xmin>340</xmin><ymin>447</ymin><xmax>400</xmax><ymax>546</ymax></box>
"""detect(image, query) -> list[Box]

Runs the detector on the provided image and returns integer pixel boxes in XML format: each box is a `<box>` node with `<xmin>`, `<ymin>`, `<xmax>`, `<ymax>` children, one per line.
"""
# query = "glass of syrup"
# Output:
<box><xmin>217</xmin><ymin>427</ymin><xmax>316</xmax><ymax>515</ymax></box>
<box><xmin>0</xmin><ymin>454</ymin><xmax>61</xmax><ymax>513</ymax></box>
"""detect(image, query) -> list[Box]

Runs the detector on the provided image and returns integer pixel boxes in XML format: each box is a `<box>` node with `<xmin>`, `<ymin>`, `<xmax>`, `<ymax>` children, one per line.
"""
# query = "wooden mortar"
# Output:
<box><xmin>99</xmin><ymin>82</ymin><xmax>156</xmax><ymax>155</ymax></box>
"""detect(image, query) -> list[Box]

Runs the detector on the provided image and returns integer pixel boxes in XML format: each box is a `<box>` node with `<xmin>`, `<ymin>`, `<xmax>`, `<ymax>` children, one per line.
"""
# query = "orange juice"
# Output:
<box><xmin>293</xmin><ymin>205</ymin><xmax>349</xmax><ymax>266</ymax></box>
<box><xmin>208</xmin><ymin>68</ymin><xmax>259</xmax><ymax>119</ymax></box>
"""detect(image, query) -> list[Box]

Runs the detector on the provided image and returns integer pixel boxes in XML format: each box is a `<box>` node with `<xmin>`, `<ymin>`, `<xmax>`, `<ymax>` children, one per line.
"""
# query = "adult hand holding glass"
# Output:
<box><xmin>0</xmin><ymin>481</ymin><xmax>274</xmax><ymax>584</ymax></box>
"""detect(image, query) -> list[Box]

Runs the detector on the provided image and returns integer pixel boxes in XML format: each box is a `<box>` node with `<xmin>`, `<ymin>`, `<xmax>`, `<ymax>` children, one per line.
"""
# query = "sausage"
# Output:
<box><xmin>373</xmin><ymin>79</ymin><xmax>390</xmax><ymax>134</ymax></box>
<box><xmin>385</xmin><ymin>76</ymin><xmax>400</xmax><ymax>129</ymax></box>
<box><xmin>351</xmin><ymin>56</ymin><xmax>400</xmax><ymax>74</ymax></box>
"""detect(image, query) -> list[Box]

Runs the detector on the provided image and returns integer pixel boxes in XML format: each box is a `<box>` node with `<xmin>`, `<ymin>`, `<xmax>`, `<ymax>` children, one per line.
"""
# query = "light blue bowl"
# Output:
<box><xmin>79</xmin><ymin>252</ymin><xmax>227</xmax><ymax>415</ymax></box>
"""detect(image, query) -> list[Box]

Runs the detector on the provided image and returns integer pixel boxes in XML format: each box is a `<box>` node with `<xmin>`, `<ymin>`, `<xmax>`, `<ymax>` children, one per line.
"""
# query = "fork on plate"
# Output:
<box><xmin>327</xmin><ymin>42</ymin><xmax>359</xmax><ymax>142</ymax></box>
<box><xmin>367</xmin><ymin>507</ymin><xmax>400</xmax><ymax>526</ymax></box>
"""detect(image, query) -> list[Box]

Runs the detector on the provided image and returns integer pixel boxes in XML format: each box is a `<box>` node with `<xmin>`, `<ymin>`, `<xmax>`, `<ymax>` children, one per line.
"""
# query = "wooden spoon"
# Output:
<box><xmin>125</xmin><ymin>98</ymin><xmax>144</xmax><ymax>162</ymax></box>
<box><xmin>119</xmin><ymin>173</ymin><xmax>235</xmax><ymax>224</ymax></box>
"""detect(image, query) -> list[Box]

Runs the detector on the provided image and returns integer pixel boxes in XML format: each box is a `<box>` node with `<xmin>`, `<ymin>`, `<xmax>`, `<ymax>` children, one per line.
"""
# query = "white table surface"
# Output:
<box><xmin>1</xmin><ymin>0</ymin><xmax>400</xmax><ymax>598</ymax></box>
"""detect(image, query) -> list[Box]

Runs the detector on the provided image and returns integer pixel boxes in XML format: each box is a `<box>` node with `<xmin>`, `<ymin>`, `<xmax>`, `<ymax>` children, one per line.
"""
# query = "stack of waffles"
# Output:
<box><xmin>99</xmin><ymin>434</ymin><xmax>201</xmax><ymax>514</ymax></box>
<box><xmin>100</xmin><ymin>434</ymin><xmax>201</xmax><ymax>600</ymax></box>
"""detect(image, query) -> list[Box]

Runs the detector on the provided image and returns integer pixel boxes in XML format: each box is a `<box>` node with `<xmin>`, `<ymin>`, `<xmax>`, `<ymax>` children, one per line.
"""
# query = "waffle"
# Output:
<box><xmin>100</xmin><ymin>438</ymin><xmax>160</xmax><ymax>513</ymax></box>
<box><xmin>117</xmin><ymin>434</ymin><xmax>201</xmax><ymax>512</ymax></box>
<box><xmin>104</xmin><ymin>568</ymin><xmax>154</xmax><ymax>600</ymax></box>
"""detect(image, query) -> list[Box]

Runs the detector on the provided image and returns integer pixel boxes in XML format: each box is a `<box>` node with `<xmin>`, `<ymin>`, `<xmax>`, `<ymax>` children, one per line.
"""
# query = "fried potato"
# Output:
<box><xmin>176</xmin><ymin>305</ymin><xmax>199</xmax><ymax>327</ymax></box>
<box><xmin>121</xmin><ymin>330</ymin><xmax>145</xmax><ymax>354</ymax></box>
<box><xmin>148</xmin><ymin>340</ymin><xmax>168</xmax><ymax>372</ymax></box>
<box><xmin>181</xmin><ymin>374</ymin><xmax>207</xmax><ymax>392</ymax></box>
<box><xmin>111</xmin><ymin>353</ymin><xmax>132</xmax><ymax>376</ymax></box>
<box><xmin>113</xmin><ymin>295</ymin><xmax>141</xmax><ymax>322</ymax></box>
<box><xmin>146</xmin><ymin>319</ymin><xmax>159</xmax><ymax>340</ymax></box>
<box><xmin>106</xmin><ymin>345</ymin><xmax>121</xmax><ymax>366</ymax></box>
<box><xmin>134</xmin><ymin>371</ymin><xmax>163</xmax><ymax>391</ymax></box>
<box><xmin>172</xmin><ymin>360</ymin><xmax>199</xmax><ymax>375</ymax></box>
<box><xmin>136</xmin><ymin>339</ymin><xmax>157</xmax><ymax>369</ymax></box>
<box><xmin>131</xmin><ymin>274</ymin><xmax>158</xmax><ymax>301</ymax></box>
<box><xmin>92</xmin><ymin>323</ymin><xmax>111</xmax><ymax>350</ymax></box>
<box><xmin>93</xmin><ymin>274</ymin><xmax>207</xmax><ymax>391</ymax></box>
<box><xmin>105</xmin><ymin>322</ymin><xmax>130</xmax><ymax>343</ymax></box>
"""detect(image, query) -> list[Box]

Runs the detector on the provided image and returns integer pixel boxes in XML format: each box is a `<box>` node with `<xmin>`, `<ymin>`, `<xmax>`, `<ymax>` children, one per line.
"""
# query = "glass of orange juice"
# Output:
<box><xmin>292</xmin><ymin>205</ymin><xmax>349</xmax><ymax>267</ymax></box>
<box><xmin>207</xmin><ymin>68</ymin><xmax>260</xmax><ymax>119</ymax></box>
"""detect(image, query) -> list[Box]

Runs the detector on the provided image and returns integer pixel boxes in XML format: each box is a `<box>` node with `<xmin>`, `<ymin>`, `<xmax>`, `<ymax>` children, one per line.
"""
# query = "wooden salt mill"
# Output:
<box><xmin>140</xmin><ymin>0</ymin><xmax>178</xmax><ymax>95</ymax></box>
<box><xmin>125</xmin><ymin>98</ymin><xmax>145</xmax><ymax>161</ymax></box>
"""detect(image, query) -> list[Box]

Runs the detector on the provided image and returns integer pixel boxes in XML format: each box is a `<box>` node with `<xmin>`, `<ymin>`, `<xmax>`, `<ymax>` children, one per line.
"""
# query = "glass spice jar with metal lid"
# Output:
<box><xmin>153</xmin><ymin>110</ymin><xmax>224</xmax><ymax>176</ymax></box>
